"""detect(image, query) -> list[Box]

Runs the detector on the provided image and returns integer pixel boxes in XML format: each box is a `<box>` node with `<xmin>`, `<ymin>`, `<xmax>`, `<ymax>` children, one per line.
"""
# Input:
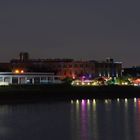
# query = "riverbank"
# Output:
<box><xmin>0</xmin><ymin>84</ymin><xmax>139</xmax><ymax>104</ymax></box>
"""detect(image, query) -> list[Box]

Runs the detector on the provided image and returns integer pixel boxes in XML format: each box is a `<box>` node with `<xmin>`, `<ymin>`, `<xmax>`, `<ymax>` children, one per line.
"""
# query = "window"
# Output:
<box><xmin>69</xmin><ymin>65</ymin><xmax>72</xmax><ymax>68</ymax></box>
<box><xmin>63</xmin><ymin>64</ymin><xmax>67</xmax><ymax>68</ymax></box>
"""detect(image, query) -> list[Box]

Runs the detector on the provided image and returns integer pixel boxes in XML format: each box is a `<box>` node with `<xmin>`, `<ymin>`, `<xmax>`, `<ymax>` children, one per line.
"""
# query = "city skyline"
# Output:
<box><xmin>0</xmin><ymin>0</ymin><xmax>140</xmax><ymax>67</ymax></box>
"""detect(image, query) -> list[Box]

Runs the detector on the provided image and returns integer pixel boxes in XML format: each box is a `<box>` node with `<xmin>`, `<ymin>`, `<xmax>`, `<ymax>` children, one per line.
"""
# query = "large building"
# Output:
<box><xmin>0</xmin><ymin>63</ymin><xmax>11</xmax><ymax>72</ymax></box>
<box><xmin>94</xmin><ymin>58</ymin><xmax>122</xmax><ymax>78</ymax></box>
<box><xmin>123</xmin><ymin>67</ymin><xmax>140</xmax><ymax>77</ymax></box>
<box><xmin>0</xmin><ymin>52</ymin><xmax>122</xmax><ymax>79</ymax></box>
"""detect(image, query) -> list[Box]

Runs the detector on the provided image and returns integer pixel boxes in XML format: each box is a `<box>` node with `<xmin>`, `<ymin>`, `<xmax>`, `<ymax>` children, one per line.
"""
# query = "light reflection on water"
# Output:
<box><xmin>0</xmin><ymin>99</ymin><xmax>140</xmax><ymax>140</ymax></box>
<box><xmin>70</xmin><ymin>98</ymin><xmax>140</xmax><ymax>140</ymax></box>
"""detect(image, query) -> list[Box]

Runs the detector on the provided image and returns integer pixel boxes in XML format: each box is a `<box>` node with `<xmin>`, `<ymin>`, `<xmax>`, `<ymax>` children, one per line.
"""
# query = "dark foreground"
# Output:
<box><xmin>0</xmin><ymin>84</ymin><xmax>140</xmax><ymax>104</ymax></box>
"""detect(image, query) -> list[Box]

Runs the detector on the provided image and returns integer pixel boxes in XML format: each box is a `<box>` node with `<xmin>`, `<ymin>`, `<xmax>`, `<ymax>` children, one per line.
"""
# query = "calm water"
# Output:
<box><xmin>0</xmin><ymin>98</ymin><xmax>140</xmax><ymax>140</ymax></box>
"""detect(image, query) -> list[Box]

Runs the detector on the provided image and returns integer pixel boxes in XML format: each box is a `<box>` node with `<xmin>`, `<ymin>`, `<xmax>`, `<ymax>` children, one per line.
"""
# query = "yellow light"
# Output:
<box><xmin>14</xmin><ymin>69</ymin><xmax>25</xmax><ymax>74</ymax></box>
<box><xmin>71</xmin><ymin>82</ymin><xmax>74</xmax><ymax>85</ymax></box>
<box><xmin>76</xmin><ymin>100</ymin><xmax>79</xmax><ymax>104</ymax></box>
<box><xmin>87</xmin><ymin>99</ymin><xmax>90</xmax><ymax>104</ymax></box>
<box><xmin>15</xmin><ymin>69</ymin><xmax>19</xmax><ymax>74</ymax></box>
<box><xmin>92</xmin><ymin>82</ymin><xmax>98</xmax><ymax>86</ymax></box>
<box><xmin>87</xmin><ymin>82</ymin><xmax>90</xmax><ymax>85</ymax></box>
<box><xmin>125</xmin><ymin>98</ymin><xmax>128</xmax><ymax>103</ymax></box>
<box><xmin>71</xmin><ymin>100</ymin><xmax>74</xmax><ymax>104</ymax></box>
<box><xmin>76</xmin><ymin>82</ymin><xmax>79</xmax><ymax>85</ymax></box>
<box><xmin>125</xmin><ymin>82</ymin><xmax>128</xmax><ymax>85</ymax></box>
<box><xmin>82</xmin><ymin>82</ymin><xmax>85</xmax><ymax>86</ymax></box>
<box><xmin>105</xmin><ymin>99</ymin><xmax>108</xmax><ymax>104</ymax></box>
<box><xmin>93</xmin><ymin>99</ymin><xmax>96</xmax><ymax>104</ymax></box>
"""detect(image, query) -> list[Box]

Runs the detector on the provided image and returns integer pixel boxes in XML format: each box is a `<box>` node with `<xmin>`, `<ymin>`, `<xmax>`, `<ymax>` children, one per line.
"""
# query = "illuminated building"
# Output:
<box><xmin>94</xmin><ymin>58</ymin><xmax>122</xmax><ymax>78</ymax></box>
<box><xmin>0</xmin><ymin>53</ymin><xmax>122</xmax><ymax>79</ymax></box>
<box><xmin>0</xmin><ymin>72</ymin><xmax>62</xmax><ymax>85</ymax></box>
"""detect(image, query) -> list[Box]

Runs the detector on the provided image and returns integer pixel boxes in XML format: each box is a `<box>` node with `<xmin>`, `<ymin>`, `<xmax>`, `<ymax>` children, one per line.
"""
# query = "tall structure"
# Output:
<box><xmin>19</xmin><ymin>52</ymin><xmax>29</xmax><ymax>62</ymax></box>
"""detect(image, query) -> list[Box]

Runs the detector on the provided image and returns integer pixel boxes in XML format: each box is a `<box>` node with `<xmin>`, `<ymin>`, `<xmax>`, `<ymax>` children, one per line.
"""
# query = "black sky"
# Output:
<box><xmin>0</xmin><ymin>0</ymin><xmax>140</xmax><ymax>67</ymax></box>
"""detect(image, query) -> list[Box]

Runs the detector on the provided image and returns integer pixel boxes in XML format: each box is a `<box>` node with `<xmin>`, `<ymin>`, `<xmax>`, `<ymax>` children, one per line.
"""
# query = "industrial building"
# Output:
<box><xmin>0</xmin><ymin>52</ymin><xmax>122</xmax><ymax>79</ymax></box>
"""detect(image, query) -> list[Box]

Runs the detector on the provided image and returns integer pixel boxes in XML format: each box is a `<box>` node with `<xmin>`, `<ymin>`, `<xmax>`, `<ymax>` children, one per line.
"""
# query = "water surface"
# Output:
<box><xmin>0</xmin><ymin>98</ymin><xmax>139</xmax><ymax>140</ymax></box>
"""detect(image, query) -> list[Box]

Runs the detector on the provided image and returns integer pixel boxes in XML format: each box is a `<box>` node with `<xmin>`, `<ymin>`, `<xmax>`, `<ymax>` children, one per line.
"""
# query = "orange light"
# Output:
<box><xmin>15</xmin><ymin>69</ymin><xmax>20</xmax><ymax>74</ymax></box>
<box><xmin>14</xmin><ymin>69</ymin><xmax>24</xmax><ymax>74</ymax></box>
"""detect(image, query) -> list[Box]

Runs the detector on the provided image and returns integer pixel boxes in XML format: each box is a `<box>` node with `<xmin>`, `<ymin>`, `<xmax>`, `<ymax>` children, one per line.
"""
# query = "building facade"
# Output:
<box><xmin>123</xmin><ymin>67</ymin><xmax>140</xmax><ymax>77</ymax></box>
<box><xmin>94</xmin><ymin>58</ymin><xmax>122</xmax><ymax>78</ymax></box>
<box><xmin>0</xmin><ymin>72</ymin><xmax>62</xmax><ymax>85</ymax></box>
<box><xmin>6</xmin><ymin>53</ymin><xmax>123</xmax><ymax>79</ymax></box>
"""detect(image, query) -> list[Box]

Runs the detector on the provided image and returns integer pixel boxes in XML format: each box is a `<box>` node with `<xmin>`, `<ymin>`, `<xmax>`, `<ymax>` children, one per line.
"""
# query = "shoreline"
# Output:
<box><xmin>0</xmin><ymin>85</ymin><xmax>140</xmax><ymax>104</ymax></box>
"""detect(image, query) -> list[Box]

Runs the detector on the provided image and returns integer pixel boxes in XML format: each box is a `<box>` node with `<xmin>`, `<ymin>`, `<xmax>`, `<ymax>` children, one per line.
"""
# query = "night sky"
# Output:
<box><xmin>0</xmin><ymin>0</ymin><xmax>140</xmax><ymax>67</ymax></box>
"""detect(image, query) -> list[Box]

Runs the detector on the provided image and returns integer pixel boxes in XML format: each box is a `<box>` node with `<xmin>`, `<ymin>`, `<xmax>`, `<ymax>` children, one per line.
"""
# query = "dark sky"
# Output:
<box><xmin>0</xmin><ymin>0</ymin><xmax>140</xmax><ymax>67</ymax></box>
